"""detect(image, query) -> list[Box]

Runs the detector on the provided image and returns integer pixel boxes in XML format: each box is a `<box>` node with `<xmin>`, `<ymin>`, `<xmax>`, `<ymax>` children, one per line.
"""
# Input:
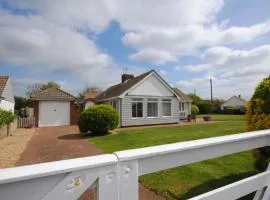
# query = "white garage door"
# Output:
<box><xmin>39</xmin><ymin>101</ymin><xmax>70</xmax><ymax>127</ymax></box>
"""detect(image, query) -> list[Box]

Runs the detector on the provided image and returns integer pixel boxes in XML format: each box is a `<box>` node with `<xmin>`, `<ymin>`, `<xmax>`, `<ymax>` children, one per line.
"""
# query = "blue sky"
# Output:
<box><xmin>0</xmin><ymin>0</ymin><xmax>270</xmax><ymax>99</ymax></box>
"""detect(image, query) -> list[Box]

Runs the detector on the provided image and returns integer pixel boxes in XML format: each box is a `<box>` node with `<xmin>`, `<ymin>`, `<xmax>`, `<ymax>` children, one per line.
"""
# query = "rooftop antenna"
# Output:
<box><xmin>122</xmin><ymin>67</ymin><xmax>128</xmax><ymax>74</ymax></box>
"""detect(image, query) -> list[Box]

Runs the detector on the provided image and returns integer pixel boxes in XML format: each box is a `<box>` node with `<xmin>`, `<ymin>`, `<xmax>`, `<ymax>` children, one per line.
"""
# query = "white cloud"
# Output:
<box><xmin>175</xmin><ymin>45</ymin><xmax>270</xmax><ymax>98</ymax></box>
<box><xmin>159</xmin><ymin>70</ymin><xmax>167</xmax><ymax>76</ymax></box>
<box><xmin>175</xmin><ymin>64</ymin><xmax>211</xmax><ymax>72</ymax></box>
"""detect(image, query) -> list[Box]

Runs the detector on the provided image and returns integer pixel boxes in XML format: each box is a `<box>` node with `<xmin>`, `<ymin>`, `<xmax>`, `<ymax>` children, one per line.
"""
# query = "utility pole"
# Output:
<box><xmin>210</xmin><ymin>77</ymin><xmax>213</xmax><ymax>113</ymax></box>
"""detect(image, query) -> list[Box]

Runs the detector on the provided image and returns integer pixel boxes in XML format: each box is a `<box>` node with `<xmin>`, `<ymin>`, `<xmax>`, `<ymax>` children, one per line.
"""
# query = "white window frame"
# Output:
<box><xmin>147</xmin><ymin>98</ymin><xmax>158</xmax><ymax>118</ymax></box>
<box><xmin>162</xmin><ymin>99</ymin><xmax>172</xmax><ymax>117</ymax></box>
<box><xmin>131</xmin><ymin>98</ymin><xmax>143</xmax><ymax>118</ymax></box>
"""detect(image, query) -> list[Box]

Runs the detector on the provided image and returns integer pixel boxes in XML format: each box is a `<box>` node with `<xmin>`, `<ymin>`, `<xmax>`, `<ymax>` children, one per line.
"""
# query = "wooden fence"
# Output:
<box><xmin>17</xmin><ymin>117</ymin><xmax>35</xmax><ymax>128</ymax></box>
<box><xmin>0</xmin><ymin>129</ymin><xmax>270</xmax><ymax>200</ymax></box>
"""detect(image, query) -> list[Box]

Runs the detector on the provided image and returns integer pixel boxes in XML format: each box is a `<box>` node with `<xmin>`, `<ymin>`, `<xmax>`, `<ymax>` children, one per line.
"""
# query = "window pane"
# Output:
<box><xmin>132</xmin><ymin>103</ymin><xmax>137</xmax><ymax>117</ymax></box>
<box><xmin>137</xmin><ymin>102</ymin><xmax>143</xmax><ymax>117</ymax></box>
<box><xmin>163</xmin><ymin>103</ymin><xmax>171</xmax><ymax>116</ymax></box>
<box><xmin>148</xmin><ymin>103</ymin><xmax>158</xmax><ymax>117</ymax></box>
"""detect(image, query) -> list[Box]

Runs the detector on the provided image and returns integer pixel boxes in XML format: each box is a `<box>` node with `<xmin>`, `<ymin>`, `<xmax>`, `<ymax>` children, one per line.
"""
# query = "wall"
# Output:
<box><xmin>85</xmin><ymin>100</ymin><xmax>94</xmax><ymax>109</ymax></box>
<box><xmin>129</xmin><ymin>74</ymin><xmax>174</xmax><ymax>97</ymax></box>
<box><xmin>121</xmin><ymin>96</ymin><xmax>179</xmax><ymax>127</ymax></box>
<box><xmin>2</xmin><ymin>78</ymin><xmax>15</xmax><ymax>103</ymax></box>
<box><xmin>0</xmin><ymin>99</ymin><xmax>14</xmax><ymax>112</ymax></box>
<box><xmin>0</xmin><ymin>119</ymin><xmax>17</xmax><ymax>140</ymax></box>
<box><xmin>70</xmin><ymin>102</ymin><xmax>83</xmax><ymax>125</ymax></box>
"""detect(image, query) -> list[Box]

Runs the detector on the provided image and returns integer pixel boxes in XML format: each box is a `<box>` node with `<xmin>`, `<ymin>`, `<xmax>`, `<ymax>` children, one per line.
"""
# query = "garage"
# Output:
<box><xmin>30</xmin><ymin>88</ymin><xmax>81</xmax><ymax>127</ymax></box>
<box><xmin>39</xmin><ymin>101</ymin><xmax>70</xmax><ymax>127</ymax></box>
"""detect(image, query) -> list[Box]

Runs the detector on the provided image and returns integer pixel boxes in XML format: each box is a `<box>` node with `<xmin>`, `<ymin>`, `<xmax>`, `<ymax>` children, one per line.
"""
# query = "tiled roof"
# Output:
<box><xmin>96</xmin><ymin>70</ymin><xmax>153</xmax><ymax>101</ymax></box>
<box><xmin>31</xmin><ymin>88</ymin><xmax>75</xmax><ymax>101</ymax></box>
<box><xmin>84</xmin><ymin>91</ymin><xmax>100</xmax><ymax>101</ymax></box>
<box><xmin>0</xmin><ymin>76</ymin><xmax>9</xmax><ymax>97</ymax></box>
<box><xmin>173</xmin><ymin>87</ymin><xmax>192</xmax><ymax>102</ymax></box>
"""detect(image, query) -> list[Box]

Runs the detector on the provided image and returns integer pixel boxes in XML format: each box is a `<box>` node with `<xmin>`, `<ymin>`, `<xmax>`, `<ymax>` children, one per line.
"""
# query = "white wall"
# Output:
<box><xmin>0</xmin><ymin>99</ymin><xmax>14</xmax><ymax>112</ymax></box>
<box><xmin>129</xmin><ymin>74</ymin><xmax>174</xmax><ymax>97</ymax></box>
<box><xmin>2</xmin><ymin>78</ymin><xmax>15</xmax><ymax>103</ymax></box>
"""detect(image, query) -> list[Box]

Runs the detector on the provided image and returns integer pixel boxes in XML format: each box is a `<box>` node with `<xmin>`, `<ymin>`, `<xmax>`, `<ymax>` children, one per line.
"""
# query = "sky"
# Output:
<box><xmin>0</xmin><ymin>0</ymin><xmax>270</xmax><ymax>99</ymax></box>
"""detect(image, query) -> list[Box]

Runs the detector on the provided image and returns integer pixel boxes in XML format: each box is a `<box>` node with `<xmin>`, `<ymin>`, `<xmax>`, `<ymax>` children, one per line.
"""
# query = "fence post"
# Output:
<box><xmin>117</xmin><ymin>160</ymin><xmax>139</xmax><ymax>200</ymax></box>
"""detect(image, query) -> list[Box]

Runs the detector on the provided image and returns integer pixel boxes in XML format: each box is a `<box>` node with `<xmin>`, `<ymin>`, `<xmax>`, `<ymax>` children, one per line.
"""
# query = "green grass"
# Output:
<box><xmin>89</xmin><ymin>115</ymin><xmax>257</xmax><ymax>199</ymax></box>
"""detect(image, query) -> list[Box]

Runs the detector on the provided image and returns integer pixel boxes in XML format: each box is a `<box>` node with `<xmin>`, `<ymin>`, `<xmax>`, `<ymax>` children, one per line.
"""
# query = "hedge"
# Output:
<box><xmin>78</xmin><ymin>104</ymin><xmax>119</xmax><ymax>135</ymax></box>
<box><xmin>246</xmin><ymin>75</ymin><xmax>270</xmax><ymax>171</ymax></box>
<box><xmin>0</xmin><ymin>108</ymin><xmax>16</xmax><ymax>128</ymax></box>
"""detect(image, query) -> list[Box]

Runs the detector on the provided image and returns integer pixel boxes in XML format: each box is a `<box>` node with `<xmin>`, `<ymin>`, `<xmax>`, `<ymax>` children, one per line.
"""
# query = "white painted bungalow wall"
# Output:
<box><xmin>121</xmin><ymin>96</ymin><xmax>179</xmax><ymax>127</ymax></box>
<box><xmin>0</xmin><ymin>78</ymin><xmax>14</xmax><ymax>112</ymax></box>
<box><xmin>85</xmin><ymin>100</ymin><xmax>95</xmax><ymax>109</ymax></box>
<box><xmin>221</xmin><ymin>96</ymin><xmax>246</xmax><ymax>110</ymax></box>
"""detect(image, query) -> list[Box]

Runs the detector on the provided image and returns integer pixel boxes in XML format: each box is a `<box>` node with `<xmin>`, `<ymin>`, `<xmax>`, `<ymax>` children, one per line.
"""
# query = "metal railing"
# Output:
<box><xmin>0</xmin><ymin>129</ymin><xmax>270</xmax><ymax>200</ymax></box>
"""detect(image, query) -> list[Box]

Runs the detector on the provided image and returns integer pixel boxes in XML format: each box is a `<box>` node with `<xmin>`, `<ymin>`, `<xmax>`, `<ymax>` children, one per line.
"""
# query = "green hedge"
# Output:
<box><xmin>0</xmin><ymin>108</ymin><xmax>16</xmax><ymax>128</ymax></box>
<box><xmin>246</xmin><ymin>75</ymin><xmax>270</xmax><ymax>171</ymax></box>
<box><xmin>78</xmin><ymin>104</ymin><xmax>119</xmax><ymax>135</ymax></box>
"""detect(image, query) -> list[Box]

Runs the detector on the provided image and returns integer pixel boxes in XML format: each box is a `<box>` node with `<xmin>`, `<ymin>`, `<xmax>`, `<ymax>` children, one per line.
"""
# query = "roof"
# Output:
<box><xmin>0</xmin><ymin>76</ymin><xmax>9</xmax><ymax>97</ymax></box>
<box><xmin>84</xmin><ymin>91</ymin><xmax>100</xmax><ymax>101</ymax></box>
<box><xmin>30</xmin><ymin>88</ymin><xmax>76</xmax><ymax>101</ymax></box>
<box><xmin>173</xmin><ymin>87</ymin><xmax>192</xmax><ymax>102</ymax></box>
<box><xmin>223</xmin><ymin>95</ymin><xmax>246</xmax><ymax>104</ymax></box>
<box><xmin>96</xmin><ymin>70</ymin><xmax>153</xmax><ymax>101</ymax></box>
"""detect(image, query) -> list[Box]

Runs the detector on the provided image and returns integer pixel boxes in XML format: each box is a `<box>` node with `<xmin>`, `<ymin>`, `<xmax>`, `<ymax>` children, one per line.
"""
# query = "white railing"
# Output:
<box><xmin>0</xmin><ymin>129</ymin><xmax>270</xmax><ymax>200</ymax></box>
<box><xmin>17</xmin><ymin>117</ymin><xmax>36</xmax><ymax>128</ymax></box>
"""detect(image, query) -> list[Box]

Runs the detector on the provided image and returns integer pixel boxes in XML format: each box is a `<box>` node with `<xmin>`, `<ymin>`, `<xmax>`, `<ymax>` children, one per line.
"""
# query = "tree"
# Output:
<box><xmin>246</xmin><ymin>75</ymin><xmax>270</xmax><ymax>171</ymax></box>
<box><xmin>188</xmin><ymin>93</ymin><xmax>203</xmax><ymax>105</ymax></box>
<box><xmin>77</xmin><ymin>86</ymin><xmax>101</xmax><ymax>102</ymax></box>
<box><xmin>26</xmin><ymin>81</ymin><xmax>60</xmax><ymax>97</ymax></box>
<box><xmin>14</xmin><ymin>96</ymin><xmax>28</xmax><ymax>112</ymax></box>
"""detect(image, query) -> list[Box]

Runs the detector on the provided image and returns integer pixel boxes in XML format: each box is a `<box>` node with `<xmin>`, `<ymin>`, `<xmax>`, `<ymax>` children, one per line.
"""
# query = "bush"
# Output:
<box><xmin>78</xmin><ymin>104</ymin><xmax>119</xmax><ymax>135</ymax></box>
<box><xmin>198</xmin><ymin>102</ymin><xmax>212</xmax><ymax>114</ymax></box>
<box><xmin>0</xmin><ymin>109</ymin><xmax>16</xmax><ymax>127</ymax></box>
<box><xmin>191</xmin><ymin>105</ymin><xmax>199</xmax><ymax>116</ymax></box>
<box><xmin>246</xmin><ymin>75</ymin><xmax>270</xmax><ymax>171</ymax></box>
<box><xmin>223</xmin><ymin>106</ymin><xmax>246</xmax><ymax>115</ymax></box>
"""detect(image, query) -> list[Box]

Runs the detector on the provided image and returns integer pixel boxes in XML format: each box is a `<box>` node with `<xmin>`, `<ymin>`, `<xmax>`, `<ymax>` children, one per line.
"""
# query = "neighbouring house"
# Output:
<box><xmin>95</xmin><ymin>70</ymin><xmax>187</xmax><ymax>127</ymax></box>
<box><xmin>31</xmin><ymin>88</ymin><xmax>82</xmax><ymax>127</ymax></box>
<box><xmin>221</xmin><ymin>95</ymin><xmax>246</xmax><ymax>110</ymax></box>
<box><xmin>84</xmin><ymin>91</ymin><xmax>100</xmax><ymax>109</ymax></box>
<box><xmin>0</xmin><ymin>76</ymin><xmax>15</xmax><ymax>112</ymax></box>
<box><xmin>173</xmin><ymin>87</ymin><xmax>192</xmax><ymax>119</ymax></box>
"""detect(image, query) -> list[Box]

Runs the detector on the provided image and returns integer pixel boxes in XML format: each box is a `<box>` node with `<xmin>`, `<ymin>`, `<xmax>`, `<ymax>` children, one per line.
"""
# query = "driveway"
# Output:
<box><xmin>16</xmin><ymin>126</ymin><xmax>164</xmax><ymax>200</ymax></box>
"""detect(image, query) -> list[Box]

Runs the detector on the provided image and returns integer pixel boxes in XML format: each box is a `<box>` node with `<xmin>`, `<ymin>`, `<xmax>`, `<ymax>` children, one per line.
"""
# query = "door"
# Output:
<box><xmin>39</xmin><ymin>101</ymin><xmax>70</xmax><ymax>127</ymax></box>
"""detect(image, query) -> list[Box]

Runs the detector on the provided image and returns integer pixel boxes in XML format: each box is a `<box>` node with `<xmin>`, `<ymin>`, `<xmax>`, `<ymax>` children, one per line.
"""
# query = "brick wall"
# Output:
<box><xmin>70</xmin><ymin>101</ymin><xmax>83</xmax><ymax>125</ymax></box>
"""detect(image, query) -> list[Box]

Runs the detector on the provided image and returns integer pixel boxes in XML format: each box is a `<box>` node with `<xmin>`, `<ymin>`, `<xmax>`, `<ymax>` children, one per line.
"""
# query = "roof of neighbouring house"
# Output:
<box><xmin>173</xmin><ymin>87</ymin><xmax>192</xmax><ymax>102</ymax></box>
<box><xmin>84</xmin><ymin>91</ymin><xmax>100</xmax><ymax>101</ymax></box>
<box><xmin>0</xmin><ymin>76</ymin><xmax>9</xmax><ymax>97</ymax></box>
<box><xmin>95</xmin><ymin>70</ymin><xmax>154</xmax><ymax>101</ymax></box>
<box><xmin>30</xmin><ymin>88</ymin><xmax>76</xmax><ymax>101</ymax></box>
<box><xmin>222</xmin><ymin>95</ymin><xmax>246</xmax><ymax>105</ymax></box>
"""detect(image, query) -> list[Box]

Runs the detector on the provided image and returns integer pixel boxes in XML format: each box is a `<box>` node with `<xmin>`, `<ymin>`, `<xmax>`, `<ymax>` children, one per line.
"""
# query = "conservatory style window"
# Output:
<box><xmin>132</xmin><ymin>98</ymin><xmax>143</xmax><ymax>118</ymax></box>
<box><xmin>162</xmin><ymin>99</ymin><xmax>171</xmax><ymax>116</ymax></box>
<box><xmin>147</xmin><ymin>98</ymin><xmax>158</xmax><ymax>117</ymax></box>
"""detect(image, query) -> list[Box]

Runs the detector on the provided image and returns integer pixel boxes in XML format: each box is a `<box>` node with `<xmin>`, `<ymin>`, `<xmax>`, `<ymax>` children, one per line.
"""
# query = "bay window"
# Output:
<box><xmin>162</xmin><ymin>99</ymin><xmax>171</xmax><ymax>116</ymax></box>
<box><xmin>147</xmin><ymin>98</ymin><xmax>158</xmax><ymax>117</ymax></box>
<box><xmin>132</xmin><ymin>98</ymin><xmax>143</xmax><ymax>117</ymax></box>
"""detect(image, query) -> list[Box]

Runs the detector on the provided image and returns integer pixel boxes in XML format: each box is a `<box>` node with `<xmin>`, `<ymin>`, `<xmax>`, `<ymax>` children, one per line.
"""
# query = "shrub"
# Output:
<box><xmin>198</xmin><ymin>102</ymin><xmax>212</xmax><ymax>114</ymax></box>
<box><xmin>246</xmin><ymin>75</ymin><xmax>270</xmax><ymax>171</ymax></box>
<box><xmin>0</xmin><ymin>109</ymin><xmax>16</xmax><ymax>127</ymax></box>
<box><xmin>78</xmin><ymin>104</ymin><xmax>119</xmax><ymax>135</ymax></box>
<box><xmin>191</xmin><ymin>105</ymin><xmax>199</xmax><ymax>116</ymax></box>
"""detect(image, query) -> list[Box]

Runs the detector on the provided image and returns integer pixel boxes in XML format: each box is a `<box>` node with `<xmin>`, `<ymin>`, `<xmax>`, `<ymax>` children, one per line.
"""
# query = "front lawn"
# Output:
<box><xmin>90</xmin><ymin>115</ymin><xmax>257</xmax><ymax>199</ymax></box>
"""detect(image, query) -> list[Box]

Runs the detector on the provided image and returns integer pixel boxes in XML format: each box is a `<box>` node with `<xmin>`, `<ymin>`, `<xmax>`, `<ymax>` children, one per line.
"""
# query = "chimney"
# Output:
<box><xmin>122</xmin><ymin>74</ymin><xmax>134</xmax><ymax>83</ymax></box>
<box><xmin>238</xmin><ymin>94</ymin><xmax>241</xmax><ymax>99</ymax></box>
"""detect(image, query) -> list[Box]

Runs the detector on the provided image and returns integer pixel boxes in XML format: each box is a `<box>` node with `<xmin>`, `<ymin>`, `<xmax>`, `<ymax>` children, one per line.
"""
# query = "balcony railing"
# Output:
<box><xmin>0</xmin><ymin>129</ymin><xmax>270</xmax><ymax>200</ymax></box>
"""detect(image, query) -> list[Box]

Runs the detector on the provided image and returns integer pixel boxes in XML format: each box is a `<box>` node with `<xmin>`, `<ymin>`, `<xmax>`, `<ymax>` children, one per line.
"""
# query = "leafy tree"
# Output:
<box><xmin>14</xmin><ymin>96</ymin><xmax>28</xmax><ymax>112</ymax></box>
<box><xmin>77</xmin><ymin>86</ymin><xmax>101</xmax><ymax>102</ymax></box>
<box><xmin>188</xmin><ymin>93</ymin><xmax>203</xmax><ymax>105</ymax></box>
<box><xmin>246</xmin><ymin>75</ymin><xmax>270</xmax><ymax>171</ymax></box>
<box><xmin>191</xmin><ymin>105</ymin><xmax>199</xmax><ymax>116</ymax></box>
<box><xmin>26</xmin><ymin>81</ymin><xmax>60</xmax><ymax>97</ymax></box>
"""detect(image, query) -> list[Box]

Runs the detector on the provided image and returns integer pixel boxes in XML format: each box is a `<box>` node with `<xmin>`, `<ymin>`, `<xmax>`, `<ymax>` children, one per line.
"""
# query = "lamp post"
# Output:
<box><xmin>209</xmin><ymin>76</ymin><xmax>213</xmax><ymax>113</ymax></box>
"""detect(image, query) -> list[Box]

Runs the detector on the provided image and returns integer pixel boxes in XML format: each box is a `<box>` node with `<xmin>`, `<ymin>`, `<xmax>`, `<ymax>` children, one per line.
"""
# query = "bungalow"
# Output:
<box><xmin>221</xmin><ymin>95</ymin><xmax>246</xmax><ymax>110</ymax></box>
<box><xmin>0</xmin><ymin>76</ymin><xmax>15</xmax><ymax>112</ymax></box>
<box><xmin>84</xmin><ymin>91</ymin><xmax>100</xmax><ymax>109</ymax></box>
<box><xmin>95</xmin><ymin>70</ymin><xmax>191</xmax><ymax>127</ymax></box>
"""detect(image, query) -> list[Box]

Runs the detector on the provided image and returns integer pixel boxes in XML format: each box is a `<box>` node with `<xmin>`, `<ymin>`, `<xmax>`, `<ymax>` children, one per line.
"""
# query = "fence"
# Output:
<box><xmin>0</xmin><ymin>129</ymin><xmax>270</xmax><ymax>200</ymax></box>
<box><xmin>17</xmin><ymin>117</ymin><xmax>35</xmax><ymax>128</ymax></box>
